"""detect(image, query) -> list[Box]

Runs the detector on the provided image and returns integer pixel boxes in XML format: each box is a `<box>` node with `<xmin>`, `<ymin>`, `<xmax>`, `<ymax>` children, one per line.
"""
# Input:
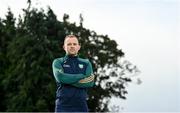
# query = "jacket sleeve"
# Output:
<box><xmin>72</xmin><ymin>60</ymin><xmax>95</xmax><ymax>88</ymax></box>
<box><xmin>52</xmin><ymin>59</ymin><xmax>85</xmax><ymax>84</ymax></box>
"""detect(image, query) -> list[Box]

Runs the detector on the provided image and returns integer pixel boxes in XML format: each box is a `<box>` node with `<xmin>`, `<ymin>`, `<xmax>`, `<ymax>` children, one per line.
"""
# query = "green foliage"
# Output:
<box><xmin>0</xmin><ymin>2</ymin><xmax>140</xmax><ymax>112</ymax></box>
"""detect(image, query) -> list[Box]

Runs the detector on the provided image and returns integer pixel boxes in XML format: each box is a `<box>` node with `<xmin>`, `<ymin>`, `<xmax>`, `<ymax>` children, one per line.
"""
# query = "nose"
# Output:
<box><xmin>70</xmin><ymin>45</ymin><xmax>75</xmax><ymax>48</ymax></box>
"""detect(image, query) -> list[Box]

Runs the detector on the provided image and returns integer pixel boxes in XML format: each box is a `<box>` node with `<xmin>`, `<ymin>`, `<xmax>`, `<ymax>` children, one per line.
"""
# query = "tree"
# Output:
<box><xmin>0</xmin><ymin>8</ymin><xmax>16</xmax><ymax>111</ymax></box>
<box><xmin>0</xmin><ymin>1</ymin><xmax>140</xmax><ymax>112</ymax></box>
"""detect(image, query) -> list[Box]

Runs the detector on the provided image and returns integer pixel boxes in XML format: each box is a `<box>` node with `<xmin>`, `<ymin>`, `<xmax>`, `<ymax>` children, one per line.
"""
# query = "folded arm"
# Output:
<box><xmin>72</xmin><ymin>60</ymin><xmax>95</xmax><ymax>88</ymax></box>
<box><xmin>52</xmin><ymin>59</ymin><xmax>84</xmax><ymax>84</ymax></box>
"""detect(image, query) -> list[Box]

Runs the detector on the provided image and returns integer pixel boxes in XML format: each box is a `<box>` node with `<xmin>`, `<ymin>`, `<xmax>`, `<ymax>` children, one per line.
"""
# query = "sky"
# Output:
<box><xmin>0</xmin><ymin>0</ymin><xmax>179</xmax><ymax>112</ymax></box>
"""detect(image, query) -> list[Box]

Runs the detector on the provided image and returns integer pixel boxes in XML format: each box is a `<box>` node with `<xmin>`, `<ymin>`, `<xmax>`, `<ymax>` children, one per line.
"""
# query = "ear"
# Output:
<box><xmin>78</xmin><ymin>45</ymin><xmax>81</xmax><ymax>51</ymax></box>
<box><xmin>63</xmin><ymin>45</ymin><xmax>66</xmax><ymax>50</ymax></box>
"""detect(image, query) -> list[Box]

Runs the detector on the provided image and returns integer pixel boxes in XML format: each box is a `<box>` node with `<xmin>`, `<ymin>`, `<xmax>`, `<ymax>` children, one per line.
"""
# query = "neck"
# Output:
<box><xmin>66</xmin><ymin>54</ymin><xmax>78</xmax><ymax>57</ymax></box>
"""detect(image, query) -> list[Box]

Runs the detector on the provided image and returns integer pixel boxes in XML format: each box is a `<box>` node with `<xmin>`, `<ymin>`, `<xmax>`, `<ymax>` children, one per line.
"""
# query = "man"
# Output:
<box><xmin>52</xmin><ymin>35</ymin><xmax>95</xmax><ymax>112</ymax></box>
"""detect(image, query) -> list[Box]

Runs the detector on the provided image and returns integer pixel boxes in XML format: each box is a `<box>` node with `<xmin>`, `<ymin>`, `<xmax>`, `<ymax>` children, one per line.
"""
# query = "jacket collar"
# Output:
<box><xmin>63</xmin><ymin>54</ymin><xmax>78</xmax><ymax>62</ymax></box>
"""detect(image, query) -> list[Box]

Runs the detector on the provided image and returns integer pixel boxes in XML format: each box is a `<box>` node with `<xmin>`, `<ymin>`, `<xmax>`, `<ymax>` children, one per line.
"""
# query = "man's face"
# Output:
<box><xmin>63</xmin><ymin>37</ymin><xmax>81</xmax><ymax>56</ymax></box>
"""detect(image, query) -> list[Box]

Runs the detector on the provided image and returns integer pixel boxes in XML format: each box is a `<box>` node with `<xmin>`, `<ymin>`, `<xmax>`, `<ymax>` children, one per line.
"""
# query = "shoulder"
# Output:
<box><xmin>77</xmin><ymin>58</ymin><xmax>91</xmax><ymax>64</ymax></box>
<box><xmin>52</xmin><ymin>57</ymin><xmax>64</xmax><ymax>64</ymax></box>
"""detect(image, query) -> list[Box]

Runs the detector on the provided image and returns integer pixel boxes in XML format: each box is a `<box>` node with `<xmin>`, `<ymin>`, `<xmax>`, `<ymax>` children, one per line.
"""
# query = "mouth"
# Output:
<box><xmin>70</xmin><ymin>49</ymin><xmax>76</xmax><ymax>53</ymax></box>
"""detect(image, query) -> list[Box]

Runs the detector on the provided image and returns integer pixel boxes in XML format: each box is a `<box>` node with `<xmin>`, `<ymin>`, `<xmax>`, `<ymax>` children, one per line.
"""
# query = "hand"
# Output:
<box><xmin>79</xmin><ymin>74</ymin><xmax>94</xmax><ymax>83</ymax></box>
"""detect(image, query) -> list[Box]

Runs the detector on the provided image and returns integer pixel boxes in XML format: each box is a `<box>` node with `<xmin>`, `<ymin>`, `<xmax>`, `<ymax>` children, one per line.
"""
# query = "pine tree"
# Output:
<box><xmin>0</xmin><ymin>8</ymin><xmax>16</xmax><ymax>111</ymax></box>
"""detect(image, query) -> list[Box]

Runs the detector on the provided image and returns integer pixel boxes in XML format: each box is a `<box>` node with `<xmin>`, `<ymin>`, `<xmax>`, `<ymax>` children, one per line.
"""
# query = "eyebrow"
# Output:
<box><xmin>67</xmin><ymin>42</ymin><xmax>78</xmax><ymax>45</ymax></box>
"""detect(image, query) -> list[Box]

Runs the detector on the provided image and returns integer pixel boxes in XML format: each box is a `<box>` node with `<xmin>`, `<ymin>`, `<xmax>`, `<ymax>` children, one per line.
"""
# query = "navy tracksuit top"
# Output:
<box><xmin>54</xmin><ymin>55</ymin><xmax>90</xmax><ymax>112</ymax></box>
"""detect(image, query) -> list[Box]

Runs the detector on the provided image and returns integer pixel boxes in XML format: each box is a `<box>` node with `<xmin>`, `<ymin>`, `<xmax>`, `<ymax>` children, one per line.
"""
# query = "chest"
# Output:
<box><xmin>61</xmin><ymin>60</ymin><xmax>86</xmax><ymax>74</ymax></box>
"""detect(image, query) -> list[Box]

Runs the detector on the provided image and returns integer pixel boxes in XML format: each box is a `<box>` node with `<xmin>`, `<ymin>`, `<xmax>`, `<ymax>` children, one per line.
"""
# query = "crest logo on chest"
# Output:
<box><xmin>78</xmin><ymin>64</ymin><xmax>84</xmax><ymax>69</ymax></box>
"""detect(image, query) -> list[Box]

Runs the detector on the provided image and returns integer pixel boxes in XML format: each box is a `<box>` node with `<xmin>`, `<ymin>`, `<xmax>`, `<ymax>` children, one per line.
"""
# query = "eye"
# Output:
<box><xmin>67</xmin><ymin>43</ymin><xmax>72</xmax><ymax>46</ymax></box>
<box><xmin>73</xmin><ymin>43</ymin><xmax>77</xmax><ymax>46</ymax></box>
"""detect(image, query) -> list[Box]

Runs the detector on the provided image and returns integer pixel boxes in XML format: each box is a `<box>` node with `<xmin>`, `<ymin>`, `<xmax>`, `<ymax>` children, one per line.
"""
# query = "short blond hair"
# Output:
<box><xmin>64</xmin><ymin>35</ymin><xmax>79</xmax><ymax>44</ymax></box>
